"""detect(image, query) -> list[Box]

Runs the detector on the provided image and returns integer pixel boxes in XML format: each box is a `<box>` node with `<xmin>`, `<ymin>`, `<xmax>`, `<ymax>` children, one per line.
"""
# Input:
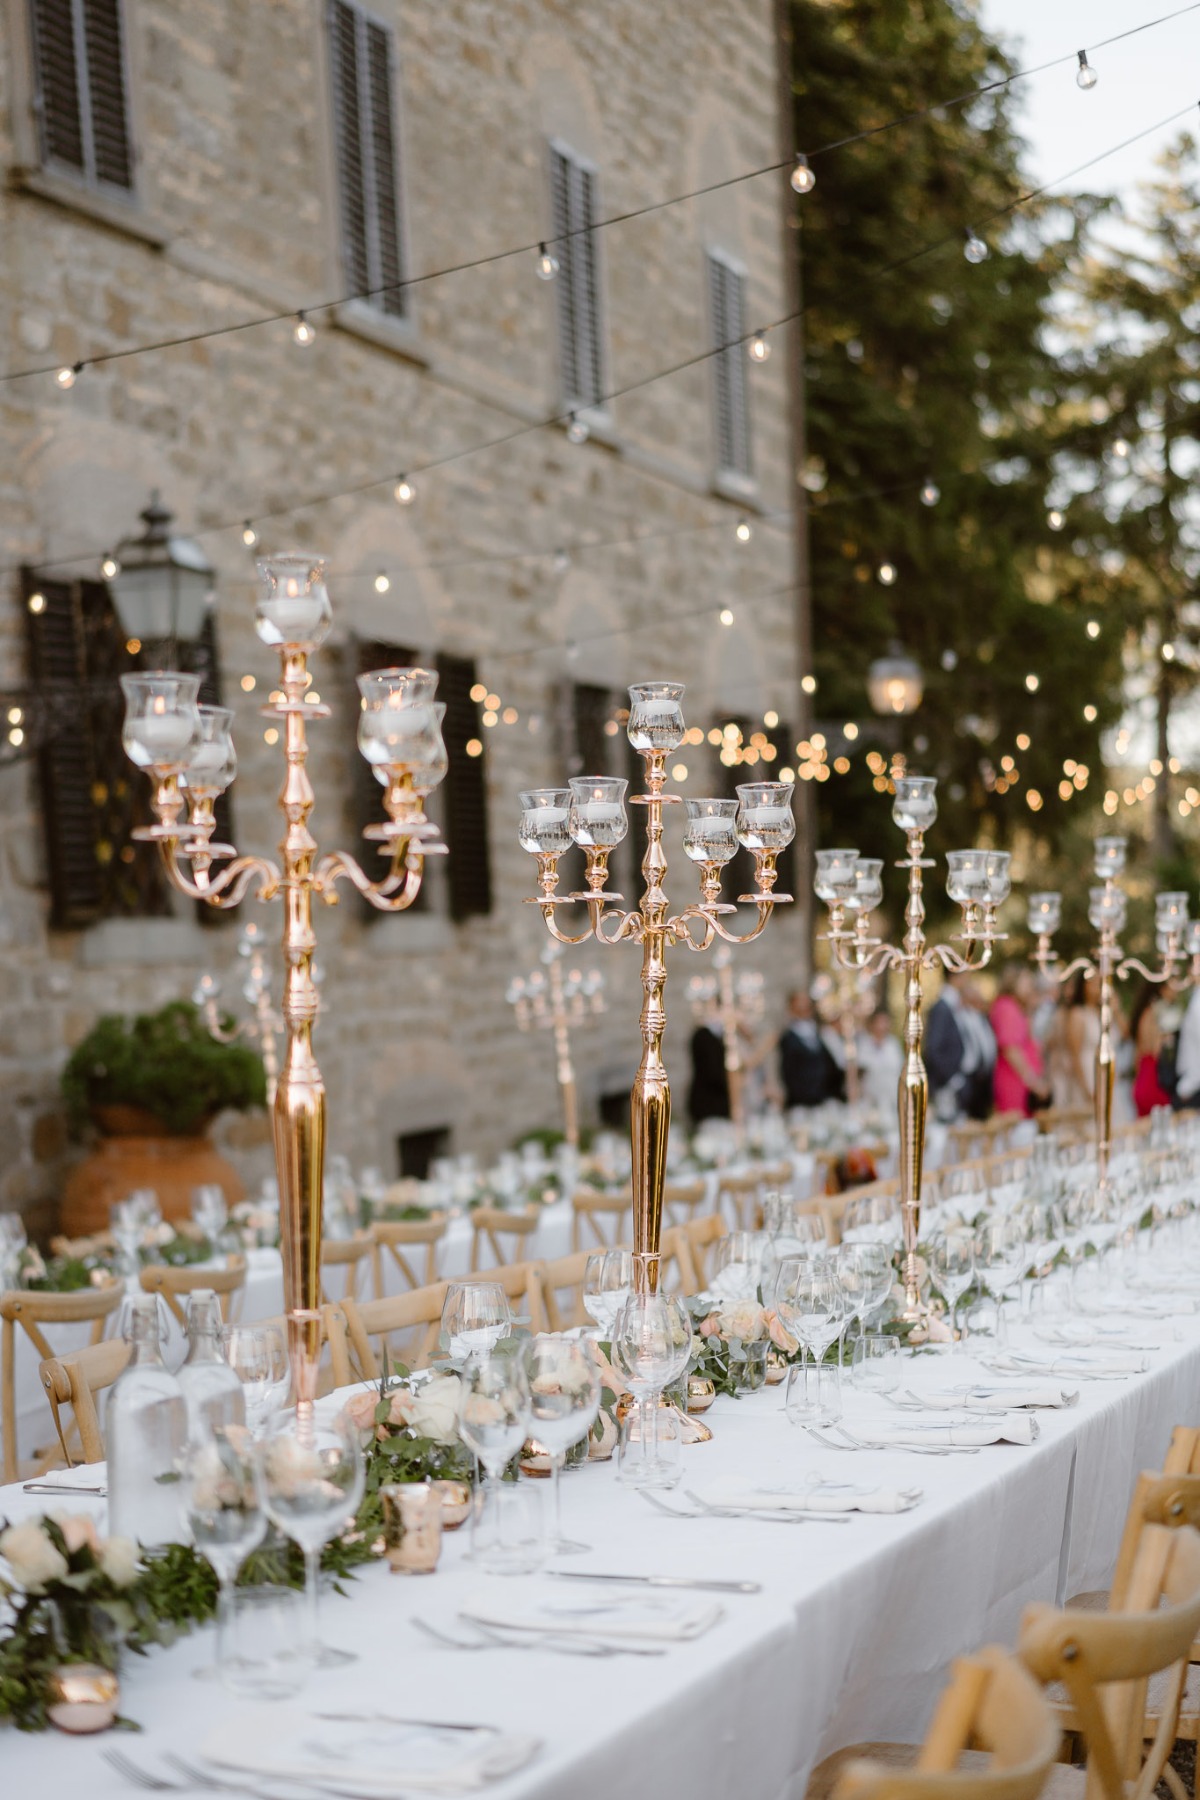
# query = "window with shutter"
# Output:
<box><xmin>349</xmin><ymin>637</ymin><xmax>427</xmax><ymax>918</ymax></box>
<box><xmin>23</xmin><ymin>567</ymin><xmax>169</xmax><ymax>929</ymax></box>
<box><xmin>437</xmin><ymin>653</ymin><xmax>492</xmax><ymax>922</ymax></box>
<box><xmin>29</xmin><ymin>0</ymin><xmax>133</xmax><ymax>192</ymax></box>
<box><xmin>327</xmin><ymin>0</ymin><xmax>407</xmax><ymax>318</ymax></box>
<box><xmin>707</xmin><ymin>251</ymin><xmax>753</xmax><ymax>481</ymax></box>
<box><xmin>548</xmin><ymin>142</ymin><xmax>606</xmax><ymax>411</ymax></box>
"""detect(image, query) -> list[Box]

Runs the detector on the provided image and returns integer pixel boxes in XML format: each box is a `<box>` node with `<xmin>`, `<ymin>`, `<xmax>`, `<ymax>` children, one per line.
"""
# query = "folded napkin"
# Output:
<box><xmin>20</xmin><ymin>1463</ymin><xmax>109</xmax><ymax>1496</ymax></box>
<box><xmin>461</xmin><ymin>1590</ymin><xmax>722</xmax><ymax>1645</ymax></box>
<box><xmin>205</xmin><ymin>1709</ymin><xmax>540</xmax><ymax>1797</ymax></box>
<box><xmin>697</xmin><ymin>1475</ymin><xmax>922</xmax><ymax>1514</ymax></box>
<box><xmin>987</xmin><ymin>1348</ymin><xmax>1148</xmax><ymax>1379</ymax></box>
<box><xmin>897</xmin><ymin>1384</ymin><xmax>1077</xmax><ymax>1411</ymax></box>
<box><xmin>848</xmin><ymin>1412</ymin><xmax>1038</xmax><ymax>1448</ymax></box>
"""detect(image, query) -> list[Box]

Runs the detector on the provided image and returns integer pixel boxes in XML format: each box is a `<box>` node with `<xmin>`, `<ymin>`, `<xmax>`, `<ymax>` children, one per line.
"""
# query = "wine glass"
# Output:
<box><xmin>709</xmin><ymin>1231</ymin><xmax>770</xmax><ymax>1299</ymax></box>
<box><xmin>975</xmin><ymin>1216</ymin><xmax>1025</xmax><ymax>1346</ymax></box>
<box><xmin>524</xmin><ymin>1336</ymin><xmax>600</xmax><ymax>1554</ymax></box>
<box><xmin>191</xmin><ymin>1184</ymin><xmax>228</xmax><ymax>1244</ymax></box>
<box><xmin>930</xmin><ymin>1229</ymin><xmax>976</xmax><ymax>1350</ymax></box>
<box><xmin>180</xmin><ymin>1425</ymin><xmax>268</xmax><ymax>1688</ymax></box>
<box><xmin>610</xmin><ymin>1292</ymin><xmax>695</xmax><ymax>1489</ymax></box>
<box><xmin>259</xmin><ymin>1408</ymin><xmax>365</xmax><ymax>1668</ymax></box>
<box><xmin>458</xmin><ymin>1353</ymin><xmax>540</xmax><ymax>1574</ymax></box>
<box><xmin>440</xmin><ymin>1282</ymin><xmax>509</xmax><ymax>1360</ymax></box>
<box><xmin>581</xmin><ymin>1249</ymin><xmax>633</xmax><ymax>1337</ymax></box>
<box><xmin>222</xmin><ymin>1325</ymin><xmax>290</xmax><ymax>1436</ymax></box>
<box><xmin>773</xmin><ymin>1255</ymin><xmax>842</xmax><ymax>1422</ymax></box>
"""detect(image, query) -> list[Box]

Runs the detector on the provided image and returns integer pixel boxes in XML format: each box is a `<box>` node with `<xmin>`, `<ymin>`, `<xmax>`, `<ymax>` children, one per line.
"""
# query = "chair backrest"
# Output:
<box><xmin>817</xmin><ymin>1179</ymin><xmax>899</xmax><ymax>1248</ymax></box>
<box><xmin>369</xmin><ymin>1214</ymin><xmax>447</xmax><ymax>1300</ymax></box>
<box><xmin>470</xmin><ymin>1206</ymin><xmax>540</xmax><ymax>1271</ymax></box>
<box><xmin>318</xmin><ymin>1233</ymin><xmax>375</xmax><ymax>1303</ymax></box>
<box><xmin>139</xmin><ymin>1255</ymin><xmax>248</xmax><ymax>1326</ymax></box>
<box><xmin>326</xmin><ymin>1260</ymin><xmax>547</xmax><ymax>1386</ymax></box>
<box><xmin>658</xmin><ymin>1226</ymin><xmax>694</xmax><ymax>1295</ymax></box>
<box><xmin>831</xmin><ymin>1645</ymin><xmax>1060</xmax><ymax>1800</ymax></box>
<box><xmin>682</xmin><ymin>1214</ymin><xmax>727</xmax><ymax>1287</ymax></box>
<box><xmin>661</xmin><ymin>1180</ymin><xmax>708</xmax><ymax>1225</ymax></box>
<box><xmin>539</xmin><ymin>1250</ymin><xmax>593</xmax><ymax>1332</ymax></box>
<box><xmin>38</xmin><ymin>1339</ymin><xmax>132</xmax><ymax>1466</ymax></box>
<box><xmin>1</xmin><ymin>1281</ymin><xmax>125</xmax><ymax>1480</ymax></box>
<box><xmin>1036</xmin><ymin>1104</ymin><xmax>1094</xmax><ymax>1141</ymax></box>
<box><xmin>571</xmin><ymin>1191</ymin><xmax>633</xmax><ymax>1251</ymax></box>
<box><xmin>1018</xmin><ymin>1472</ymin><xmax>1200</xmax><ymax>1800</ymax></box>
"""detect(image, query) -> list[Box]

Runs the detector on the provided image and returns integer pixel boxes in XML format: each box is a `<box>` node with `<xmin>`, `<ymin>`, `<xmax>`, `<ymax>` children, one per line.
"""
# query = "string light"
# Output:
<box><xmin>1083</xmin><ymin>703</ymin><xmax>1097</xmax><ymax>721</ymax></box>
<box><xmin>719</xmin><ymin>606</ymin><xmax>735</xmax><ymax>626</ymax></box>
<box><xmin>1048</xmin><ymin>509</ymin><xmax>1065</xmax><ymax>530</ymax></box>
<box><xmin>125</xmin><ymin>637</ymin><xmax>141</xmax><ymax>654</ymax></box>
<box><xmin>241</xmin><ymin>521</ymin><xmax>258</xmax><ymax>547</ymax></box>
<box><xmin>394</xmin><ymin>474</ymin><xmax>416</xmax><ymax>505</ymax></box>
<box><xmin>764</xmin><ymin>709</ymin><xmax>779</xmax><ymax>728</ymax></box>
<box><xmin>373</xmin><ymin>571</ymin><xmax>390</xmax><ymax>593</ymax></box>
<box><xmin>264</xmin><ymin>727</ymin><xmax>279</xmax><ymax>745</ymax></box>
<box><xmin>7</xmin><ymin>726</ymin><xmax>23</xmax><ymax>747</ymax></box>
<box><xmin>1112</xmin><ymin>437</ymin><xmax>1130</xmax><ymax>459</ymax></box>
<box><xmin>7</xmin><ymin>707</ymin><xmax>22</xmax><ymax>725</ymax></box>
<box><xmin>27</xmin><ymin>591</ymin><xmax>45</xmax><ymax>615</ymax></box>
<box><xmin>566</xmin><ymin>414</ymin><xmax>589</xmax><ymax>445</ymax></box>
<box><xmin>877</xmin><ymin>562</ymin><xmax>897</xmax><ymax>585</ymax></box>
<box><xmin>1164</xmin><ymin>643</ymin><xmax>1177</xmax><ymax>661</ymax></box>
<box><xmin>1086</xmin><ymin>620</ymin><xmax>1100</xmax><ymax>638</ymax></box>
<box><xmin>749</xmin><ymin>329</ymin><xmax>771</xmax><ymax>363</ymax></box>
<box><xmin>920</xmin><ymin>480</ymin><xmax>940</xmax><ymax>506</ymax></box>
<box><xmin>1076</xmin><ymin>49</ymin><xmax>1098</xmax><ymax>89</ymax></box>
<box><xmin>735</xmin><ymin>519</ymin><xmax>752</xmax><ymax>542</ymax></box>
<box><xmin>240</xmin><ymin>675</ymin><xmax>256</xmax><ymax>692</ymax></box>
<box><xmin>535</xmin><ymin>242</ymin><xmax>560</xmax><ymax>281</ymax></box>
<box><xmin>292</xmin><ymin>312</ymin><xmax>315</xmax><ymax>347</ymax></box>
<box><xmin>101</xmin><ymin>552</ymin><xmax>120</xmax><ymax>579</ymax></box>
<box><xmin>790</xmin><ymin>153</ymin><xmax>816</xmax><ymax>194</ymax></box>
<box><xmin>1016</xmin><ymin>732</ymin><xmax>1030</xmax><ymax>751</ymax></box>
<box><xmin>963</xmin><ymin>228</ymin><xmax>989</xmax><ymax>264</ymax></box>
<box><xmin>801</xmin><ymin>674</ymin><xmax>817</xmax><ymax>695</ymax></box>
<box><xmin>465</xmin><ymin>738</ymin><xmax>483</xmax><ymax>757</ymax></box>
<box><xmin>55</xmin><ymin>363</ymin><xmax>81</xmax><ymax>389</ymax></box>
<box><xmin>844</xmin><ymin>722</ymin><xmax>859</xmax><ymax>740</ymax></box>
<box><xmin>469</xmin><ymin>683</ymin><xmax>488</xmax><ymax>702</ymax></box>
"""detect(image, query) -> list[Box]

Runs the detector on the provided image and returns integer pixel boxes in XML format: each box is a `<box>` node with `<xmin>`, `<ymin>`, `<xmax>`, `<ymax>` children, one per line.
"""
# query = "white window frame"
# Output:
<box><xmin>706</xmin><ymin>245</ymin><xmax>757</xmax><ymax>499</ymax></box>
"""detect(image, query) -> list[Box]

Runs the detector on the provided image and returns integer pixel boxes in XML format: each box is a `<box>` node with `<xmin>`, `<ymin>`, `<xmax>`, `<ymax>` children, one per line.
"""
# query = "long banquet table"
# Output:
<box><xmin>4</xmin><ymin>1299</ymin><xmax>1200</xmax><ymax>1800</ymax></box>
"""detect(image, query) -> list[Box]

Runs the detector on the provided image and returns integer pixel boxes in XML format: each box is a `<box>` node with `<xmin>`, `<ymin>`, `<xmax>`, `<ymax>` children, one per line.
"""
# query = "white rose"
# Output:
<box><xmin>406</xmin><ymin>1374</ymin><xmax>462</xmax><ymax>1445</ymax></box>
<box><xmin>98</xmin><ymin>1536</ymin><xmax>140</xmax><ymax>1588</ymax></box>
<box><xmin>0</xmin><ymin>1521</ymin><xmax>68</xmax><ymax>1592</ymax></box>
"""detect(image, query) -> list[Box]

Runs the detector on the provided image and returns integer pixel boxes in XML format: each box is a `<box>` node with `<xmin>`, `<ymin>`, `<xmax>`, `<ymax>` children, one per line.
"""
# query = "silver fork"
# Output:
<box><xmin>825</xmin><ymin>1420</ymin><xmax>979</xmax><ymax>1456</ymax></box>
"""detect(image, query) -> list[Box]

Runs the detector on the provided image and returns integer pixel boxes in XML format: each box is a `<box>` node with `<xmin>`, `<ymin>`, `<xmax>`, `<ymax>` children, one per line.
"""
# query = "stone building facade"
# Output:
<box><xmin>0</xmin><ymin>0</ymin><xmax>803</xmax><ymax>1229</ymax></box>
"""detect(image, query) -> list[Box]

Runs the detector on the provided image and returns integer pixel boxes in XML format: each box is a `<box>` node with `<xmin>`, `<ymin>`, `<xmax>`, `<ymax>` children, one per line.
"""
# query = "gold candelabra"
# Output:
<box><xmin>506</xmin><ymin>946</ymin><xmax>605</xmax><ymax>1148</ymax></box>
<box><xmin>813</xmin><ymin>777</ymin><xmax>1009</xmax><ymax>1320</ymax></box>
<box><xmin>194</xmin><ymin>920</ymin><xmax>284</xmax><ymax>1105</ymax></box>
<box><xmin>121</xmin><ymin>554</ymin><xmax>447</xmax><ymax>1390</ymax></box>
<box><xmin>686</xmin><ymin>948</ymin><xmax>766</xmax><ymax>1129</ymax></box>
<box><xmin>1027</xmin><ymin>837</ymin><xmax>1196</xmax><ymax>1189</ymax></box>
<box><xmin>519</xmin><ymin>681</ymin><xmax>794</xmax><ymax>1291</ymax></box>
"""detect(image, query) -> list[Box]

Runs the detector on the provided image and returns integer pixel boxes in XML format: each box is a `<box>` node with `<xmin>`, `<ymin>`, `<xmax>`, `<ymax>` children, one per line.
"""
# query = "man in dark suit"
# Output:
<box><xmin>925</xmin><ymin>972</ymin><xmax>996</xmax><ymax>1121</ymax></box>
<box><xmin>688</xmin><ymin>1017</ymin><xmax>730</xmax><ymax>1124</ymax></box>
<box><xmin>779</xmin><ymin>990</ymin><xmax>844</xmax><ymax>1110</ymax></box>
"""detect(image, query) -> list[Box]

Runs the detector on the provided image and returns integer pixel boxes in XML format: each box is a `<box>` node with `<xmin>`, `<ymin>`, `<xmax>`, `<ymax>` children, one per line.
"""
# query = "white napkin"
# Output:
<box><xmin>697</xmin><ymin>1475</ymin><xmax>922</xmax><ymax>1514</ymax></box>
<box><xmin>21</xmin><ymin>1463</ymin><xmax>109</xmax><ymax>1496</ymax></box>
<box><xmin>898</xmin><ymin>1384</ymin><xmax>1077</xmax><ymax>1411</ymax></box>
<box><xmin>461</xmin><ymin>1590</ymin><xmax>722</xmax><ymax>1645</ymax></box>
<box><xmin>849</xmin><ymin>1412</ymin><xmax>1038</xmax><ymax>1447</ymax></box>
<box><xmin>988</xmin><ymin>1348</ymin><xmax>1148</xmax><ymax>1379</ymax></box>
<box><xmin>205</xmin><ymin>1709</ymin><xmax>540</xmax><ymax>1797</ymax></box>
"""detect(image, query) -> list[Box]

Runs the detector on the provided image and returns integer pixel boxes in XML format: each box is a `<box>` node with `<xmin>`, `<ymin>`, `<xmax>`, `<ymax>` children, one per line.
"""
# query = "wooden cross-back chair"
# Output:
<box><xmin>1</xmin><ymin>1282</ymin><xmax>124</xmax><ymax>1480</ymax></box>
<box><xmin>369</xmin><ymin>1214</ymin><xmax>447</xmax><ymax>1300</ymax></box>
<box><xmin>660</xmin><ymin>1180</ymin><xmax>710</xmax><ymax>1229</ymax></box>
<box><xmin>139</xmin><ymin>1254</ymin><xmax>247</xmax><ymax>1326</ymax></box>
<box><xmin>679</xmin><ymin>1214</ymin><xmax>727</xmax><ymax>1289</ymax></box>
<box><xmin>815</xmin><ymin>1179</ymin><xmax>900</xmax><ymax>1249</ymax></box>
<box><xmin>319</xmin><ymin>1233</ymin><xmax>375</xmax><ymax>1304</ymax></box>
<box><xmin>571</xmin><ymin>1190</ymin><xmax>633</xmax><ymax>1251</ymax></box>
<box><xmin>325</xmin><ymin>1261</ymin><xmax>547</xmax><ymax>1387</ymax></box>
<box><xmin>809</xmin><ymin>1645</ymin><xmax>1059</xmax><ymax>1800</ymax></box>
<box><xmin>470</xmin><ymin>1205</ymin><xmax>540</xmax><ymax>1271</ymax></box>
<box><xmin>716</xmin><ymin>1163</ymin><xmax>793</xmax><ymax>1231</ymax></box>
<box><xmin>38</xmin><ymin>1339</ymin><xmax>132</xmax><ymax>1466</ymax></box>
<box><xmin>539</xmin><ymin>1250</ymin><xmax>593</xmax><ymax>1333</ymax></box>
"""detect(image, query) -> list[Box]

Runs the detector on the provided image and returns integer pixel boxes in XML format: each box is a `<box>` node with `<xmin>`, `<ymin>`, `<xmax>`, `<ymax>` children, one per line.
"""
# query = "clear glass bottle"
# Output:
<box><xmin>177</xmin><ymin>1289</ymin><xmax>245</xmax><ymax>1439</ymax></box>
<box><xmin>108</xmin><ymin>1294</ymin><xmax>189</xmax><ymax>1548</ymax></box>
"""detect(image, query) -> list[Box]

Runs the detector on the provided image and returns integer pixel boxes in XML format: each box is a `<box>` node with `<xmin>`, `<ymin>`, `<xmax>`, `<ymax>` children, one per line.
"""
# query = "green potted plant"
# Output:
<box><xmin>60</xmin><ymin>1002</ymin><xmax>267</xmax><ymax>1235</ymax></box>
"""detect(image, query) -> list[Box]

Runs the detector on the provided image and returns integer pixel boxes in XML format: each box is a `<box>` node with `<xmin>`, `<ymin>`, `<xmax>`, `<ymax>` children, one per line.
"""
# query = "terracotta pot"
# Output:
<box><xmin>61</xmin><ymin>1128</ymin><xmax>246</xmax><ymax>1236</ymax></box>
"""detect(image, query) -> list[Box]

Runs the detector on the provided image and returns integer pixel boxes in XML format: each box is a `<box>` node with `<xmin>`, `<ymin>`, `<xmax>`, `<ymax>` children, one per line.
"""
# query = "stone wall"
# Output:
<box><xmin>0</xmin><ymin>0</ymin><xmax>802</xmax><ymax>1233</ymax></box>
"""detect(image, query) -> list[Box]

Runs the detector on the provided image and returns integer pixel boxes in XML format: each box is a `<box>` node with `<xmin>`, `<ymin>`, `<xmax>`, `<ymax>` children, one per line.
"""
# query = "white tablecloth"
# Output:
<box><xmin>4</xmin><ymin>1301</ymin><xmax>1199</xmax><ymax>1800</ymax></box>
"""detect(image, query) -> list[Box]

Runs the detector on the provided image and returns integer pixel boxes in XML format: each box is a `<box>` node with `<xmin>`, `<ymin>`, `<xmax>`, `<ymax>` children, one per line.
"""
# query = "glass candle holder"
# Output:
<box><xmin>984</xmin><ymin>850</ymin><xmax>1012</xmax><ymax>908</ymax></box>
<box><xmin>892</xmin><ymin>775</ymin><xmax>938</xmax><ymax>833</ymax></box>
<box><xmin>255</xmin><ymin>554</ymin><xmax>332</xmax><ymax>652</ymax></box>
<box><xmin>946</xmin><ymin>850</ymin><xmax>990</xmax><ymax>906</ymax></box>
<box><xmin>519</xmin><ymin>789</ymin><xmax>573</xmax><ymax>857</ymax></box>
<box><xmin>569</xmin><ymin>777</ymin><xmax>629</xmax><ymax>848</ymax></box>
<box><xmin>682</xmin><ymin>797</ymin><xmax>739</xmax><ymax>864</ymax></box>
<box><xmin>380</xmin><ymin>1482</ymin><xmax>442</xmax><ymax>1574</ymax></box>
<box><xmin>1187</xmin><ymin>920</ymin><xmax>1200</xmax><ymax>958</ymax></box>
<box><xmin>844</xmin><ymin>857</ymin><xmax>883</xmax><ymax>914</ymax></box>
<box><xmin>1156</xmin><ymin>892</ymin><xmax>1189</xmax><ymax>932</ymax></box>
<box><xmin>1093</xmin><ymin>836</ymin><xmax>1127</xmax><ymax>881</ymax></box>
<box><xmin>120</xmin><ymin>671</ymin><xmax>203</xmax><ymax>771</ymax></box>
<box><xmin>814</xmin><ymin>848</ymin><xmax>859</xmax><ymax>903</ymax></box>
<box><xmin>1027</xmin><ymin>891</ymin><xmax>1061</xmax><ymax>937</ymax></box>
<box><xmin>1088</xmin><ymin>885</ymin><xmax>1127</xmax><ymax>934</ymax></box>
<box><xmin>180</xmin><ymin>705</ymin><xmax>237</xmax><ymax>795</ymax></box>
<box><xmin>735</xmin><ymin>782</ymin><xmax>795</xmax><ymax>851</ymax></box>
<box><xmin>627</xmin><ymin>682</ymin><xmax>686</xmax><ymax>753</ymax></box>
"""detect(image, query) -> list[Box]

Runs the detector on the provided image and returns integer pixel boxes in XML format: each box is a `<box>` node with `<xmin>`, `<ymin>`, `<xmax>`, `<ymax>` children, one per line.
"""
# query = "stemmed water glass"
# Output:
<box><xmin>180</xmin><ymin>1425</ymin><xmax>268</xmax><ymax>1687</ymax></box>
<box><xmin>610</xmin><ymin>1290</ymin><xmax>695</xmax><ymax>1488</ymax></box>
<box><xmin>929</xmin><ymin>1228</ymin><xmax>976</xmax><ymax>1350</ymax></box>
<box><xmin>458</xmin><ymin>1353</ymin><xmax>540</xmax><ymax>1573</ymax></box>
<box><xmin>440</xmin><ymin>1282</ymin><xmax>510</xmax><ymax>1359</ymax></box>
<box><xmin>581</xmin><ymin>1249</ymin><xmax>634</xmax><ymax>1337</ymax></box>
<box><xmin>975</xmin><ymin>1216</ymin><xmax>1025</xmax><ymax>1346</ymax></box>
<box><xmin>191</xmin><ymin>1184</ymin><xmax>229</xmax><ymax>1244</ymax></box>
<box><xmin>773</xmin><ymin>1255</ymin><xmax>843</xmax><ymax>1422</ymax></box>
<box><xmin>259</xmin><ymin>1408</ymin><xmax>365</xmax><ymax>1668</ymax></box>
<box><xmin>222</xmin><ymin>1325</ymin><xmax>291</xmax><ymax>1436</ymax></box>
<box><xmin>709</xmin><ymin>1231</ymin><xmax>771</xmax><ymax>1300</ymax></box>
<box><xmin>523</xmin><ymin>1335</ymin><xmax>600</xmax><ymax>1554</ymax></box>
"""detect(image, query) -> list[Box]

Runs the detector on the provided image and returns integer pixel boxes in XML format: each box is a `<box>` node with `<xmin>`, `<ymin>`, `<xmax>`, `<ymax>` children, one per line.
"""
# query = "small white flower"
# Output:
<box><xmin>406</xmin><ymin>1373</ymin><xmax>462</xmax><ymax>1445</ymax></box>
<box><xmin>98</xmin><ymin>1536</ymin><xmax>140</xmax><ymax>1587</ymax></box>
<box><xmin>0</xmin><ymin>1520</ymin><xmax>68</xmax><ymax>1592</ymax></box>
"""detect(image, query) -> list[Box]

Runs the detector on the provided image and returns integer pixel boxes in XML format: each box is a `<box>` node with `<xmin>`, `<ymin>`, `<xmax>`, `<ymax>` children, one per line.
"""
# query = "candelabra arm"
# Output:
<box><xmin>1116</xmin><ymin>955</ymin><xmax>1177</xmax><ymax>985</ymax></box>
<box><xmin>314</xmin><ymin>846</ymin><xmax>426</xmax><ymax>913</ymax></box>
<box><xmin>1042</xmin><ymin>954</ymin><xmax>1096</xmax><ymax>987</ymax></box>
<box><xmin>157</xmin><ymin>842</ymin><xmax>281</xmax><ymax>909</ymax></box>
<box><xmin>538</xmin><ymin>901</ymin><xmax>602</xmax><ymax>947</ymax></box>
<box><xmin>701</xmin><ymin>901</ymin><xmax>777</xmax><ymax>946</ymax></box>
<box><xmin>925</xmin><ymin>940</ymin><xmax>995</xmax><ymax>977</ymax></box>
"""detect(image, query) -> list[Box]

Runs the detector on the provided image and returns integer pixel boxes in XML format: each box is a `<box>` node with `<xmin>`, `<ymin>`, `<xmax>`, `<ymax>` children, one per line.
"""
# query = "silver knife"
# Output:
<box><xmin>23</xmin><ymin>1480</ymin><xmax>107</xmax><ymax>1495</ymax></box>
<box><xmin>546</xmin><ymin>1570</ymin><xmax>760</xmax><ymax>1594</ymax></box>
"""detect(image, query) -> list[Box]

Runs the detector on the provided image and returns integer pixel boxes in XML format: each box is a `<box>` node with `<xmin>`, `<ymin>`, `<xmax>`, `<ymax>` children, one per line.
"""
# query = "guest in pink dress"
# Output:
<box><xmin>990</xmin><ymin>965</ymin><xmax>1049</xmax><ymax>1117</ymax></box>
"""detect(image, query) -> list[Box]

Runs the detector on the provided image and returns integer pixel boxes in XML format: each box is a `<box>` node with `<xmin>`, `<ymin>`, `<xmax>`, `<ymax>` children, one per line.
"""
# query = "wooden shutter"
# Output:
<box><xmin>770</xmin><ymin>721</ymin><xmax>797</xmax><ymax>900</ymax></box>
<box><xmin>30</xmin><ymin>0</ymin><xmax>133</xmax><ymax>191</ymax></box>
<box><xmin>708</xmin><ymin>252</ymin><xmax>752</xmax><ymax>479</ymax></box>
<box><xmin>549</xmin><ymin>143</ymin><xmax>605</xmax><ymax>409</ymax></box>
<box><xmin>438</xmin><ymin>653</ymin><xmax>492</xmax><ymax>922</ymax></box>
<box><xmin>328</xmin><ymin>0</ymin><xmax>406</xmax><ymax>318</ymax></box>
<box><xmin>350</xmin><ymin>637</ymin><xmax>425</xmax><ymax>917</ymax></box>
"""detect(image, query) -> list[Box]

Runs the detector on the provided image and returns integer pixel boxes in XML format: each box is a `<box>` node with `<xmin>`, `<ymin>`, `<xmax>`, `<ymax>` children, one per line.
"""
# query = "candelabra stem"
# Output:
<box><xmin>1094</xmin><ymin>927</ymin><xmax>1117</xmax><ymax>1191</ymax></box>
<box><xmin>632</xmin><ymin>759</ymin><xmax>670</xmax><ymax>1296</ymax></box>
<box><xmin>898</xmin><ymin>833</ymin><xmax>929</xmax><ymax>1320</ymax></box>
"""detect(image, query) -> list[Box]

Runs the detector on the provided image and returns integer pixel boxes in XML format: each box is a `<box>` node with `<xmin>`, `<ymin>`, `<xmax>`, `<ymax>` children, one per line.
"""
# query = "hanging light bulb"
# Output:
<box><xmin>1048</xmin><ymin>508</ymin><xmax>1065</xmax><ymax>531</ymax></box>
<box><xmin>55</xmin><ymin>362</ymin><xmax>81</xmax><ymax>389</ymax></box>
<box><xmin>719</xmin><ymin>606</ymin><xmax>735</xmax><ymax>626</ymax></box>
<box><xmin>877</xmin><ymin>562</ymin><xmax>897</xmax><ymax>586</ymax></box>
<box><xmin>1025</xmin><ymin>673</ymin><xmax>1040</xmax><ymax>692</ymax></box>
<box><xmin>748</xmin><ymin>329</ymin><xmax>771</xmax><ymax>364</ymax></box>
<box><xmin>1112</xmin><ymin>437</ymin><xmax>1130</xmax><ymax>460</ymax></box>
<box><xmin>394</xmin><ymin>473</ymin><xmax>416</xmax><ymax>505</ymax></box>
<box><xmin>241</xmin><ymin>521</ymin><xmax>258</xmax><ymax>548</ymax></box>
<box><xmin>566</xmin><ymin>413</ymin><xmax>589</xmax><ymax>445</ymax></box>
<box><xmin>1086</xmin><ymin>620</ymin><xmax>1100</xmax><ymax>639</ymax></box>
<box><xmin>535</xmin><ymin>241</ymin><xmax>559</xmax><ymax>281</ymax></box>
<box><xmin>293</xmin><ymin>312</ymin><xmax>316</xmax><ymax>346</ymax></box>
<box><xmin>790</xmin><ymin>153</ymin><xmax>815</xmax><ymax>195</ymax></box>
<box><xmin>735</xmin><ymin>519</ymin><xmax>752</xmax><ymax>542</ymax></box>
<box><xmin>374</xmin><ymin>571</ymin><xmax>390</xmax><ymax>594</ymax></box>
<box><xmin>963</xmin><ymin>228</ymin><xmax>989</xmax><ymax>265</ymax></box>
<box><xmin>101</xmin><ymin>552</ymin><xmax>120</xmax><ymax>580</ymax></box>
<box><xmin>1076</xmin><ymin>50</ymin><xmax>1098</xmax><ymax>90</ymax></box>
<box><xmin>920</xmin><ymin>479</ymin><xmax>940</xmax><ymax>507</ymax></box>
